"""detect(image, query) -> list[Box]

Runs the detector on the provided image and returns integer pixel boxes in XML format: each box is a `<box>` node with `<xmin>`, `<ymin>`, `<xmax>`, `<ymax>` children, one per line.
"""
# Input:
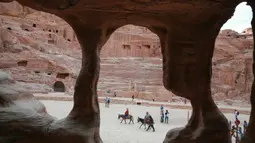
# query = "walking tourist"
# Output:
<box><xmin>165</xmin><ymin>110</ymin><xmax>169</xmax><ymax>124</ymax></box>
<box><xmin>144</xmin><ymin>112</ymin><xmax>155</xmax><ymax>132</ymax></box>
<box><xmin>234</xmin><ymin>109</ymin><xmax>239</xmax><ymax>120</ymax></box>
<box><xmin>243</xmin><ymin>120</ymin><xmax>248</xmax><ymax>133</ymax></box>
<box><xmin>160</xmin><ymin>110</ymin><xmax>164</xmax><ymax>123</ymax></box>
<box><xmin>160</xmin><ymin>105</ymin><xmax>164</xmax><ymax>111</ymax></box>
<box><xmin>105</xmin><ymin>97</ymin><xmax>110</xmax><ymax>107</ymax></box>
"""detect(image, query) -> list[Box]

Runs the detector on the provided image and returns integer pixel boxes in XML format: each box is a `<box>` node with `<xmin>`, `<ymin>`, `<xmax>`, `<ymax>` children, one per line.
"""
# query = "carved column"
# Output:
<box><xmin>244</xmin><ymin>1</ymin><xmax>255</xmax><ymax>142</ymax></box>
<box><xmin>157</xmin><ymin>15</ymin><xmax>233</xmax><ymax>143</ymax></box>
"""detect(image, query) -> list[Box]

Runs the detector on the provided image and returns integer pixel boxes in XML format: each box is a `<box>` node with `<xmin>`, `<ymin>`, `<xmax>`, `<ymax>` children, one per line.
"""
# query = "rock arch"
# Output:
<box><xmin>53</xmin><ymin>81</ymin><xmax>65</xmax><ymax>92</ymax></box>
<box><xmin>0</xmin><ymin>1</ymin><xmax>253</xmax><ymax>143</ymax></box>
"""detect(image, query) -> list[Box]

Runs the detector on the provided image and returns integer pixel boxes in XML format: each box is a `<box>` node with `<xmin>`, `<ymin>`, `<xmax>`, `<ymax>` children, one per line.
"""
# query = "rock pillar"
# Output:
<box><xmin>64</xmin><ymin>18</ymin><xmax>117</xmax><ymax>142</ymax></box>
<box><xmin>159</xmin><ymin>15</ymin><xmax>234</xmax><ymax>143</ymax></box>
<box><xmin>243</xmin><ymin>2</ymin><xmax>255</xmax><ymax>142</ymax></box>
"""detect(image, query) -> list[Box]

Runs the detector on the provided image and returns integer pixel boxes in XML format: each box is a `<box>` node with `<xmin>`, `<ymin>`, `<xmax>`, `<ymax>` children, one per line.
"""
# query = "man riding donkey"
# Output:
<box><xmin>124</xmin><ymin>108</ymin><xmax>129</xmax><ymax>119</ymax></box>
<box><xmin>144</xmin><ymin>112</ymin><xmax>155</xmax><ymax>132</ymax></box>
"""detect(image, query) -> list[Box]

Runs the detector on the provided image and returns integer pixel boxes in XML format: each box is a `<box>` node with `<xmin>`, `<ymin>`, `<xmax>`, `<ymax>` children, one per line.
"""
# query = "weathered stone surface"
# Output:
<box><xmin>0</xmin><ymin>70</ymin><xmax>50</xmax><ymax>113</ymax></box>
<box><xmin>0</xmin><ymin>2</ymin><xmax>253</xmax><ymax>102</ymax></box>
<box><xmin>244</xmin><ymin>1</ymin><xmax>255</xmax><ymax>143</ymax></box>
<box><xmin>0</xmin><ymin>0</ymin><xmax>253</xmax><ymax>143</ymax></box>
<box><xmin>243</xmin><ymin>27</ymin><xmax>253</xmax><ymax>35</ymax></box>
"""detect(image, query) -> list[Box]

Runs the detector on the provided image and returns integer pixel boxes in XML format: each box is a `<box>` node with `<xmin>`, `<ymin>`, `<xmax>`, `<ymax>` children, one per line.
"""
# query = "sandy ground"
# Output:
<box><xmin>41</xmin><ymin>100</ymin><xmax>250</xmax><ymax>143</ymax></box>
<box><xmin>35</xmin><ymin>93</ymin><xmax>251</xmax><ymax>110</ymax></box>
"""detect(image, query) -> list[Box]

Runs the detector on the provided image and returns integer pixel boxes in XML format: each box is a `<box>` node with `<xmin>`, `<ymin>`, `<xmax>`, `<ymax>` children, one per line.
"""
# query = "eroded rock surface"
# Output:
<box><xmin>0</xmin><ymin>70</ymin><xmax>102</xmax><ymax>143</ymax></box>
<box><xmin>0</xmin><ymin>0</ymin><xmax>254</xmax><ymax>143</ymax></box>
<box><xmin>0</xmin><ymin>2</ymin><xmax>253</xmax><ymax>103</ymax></box>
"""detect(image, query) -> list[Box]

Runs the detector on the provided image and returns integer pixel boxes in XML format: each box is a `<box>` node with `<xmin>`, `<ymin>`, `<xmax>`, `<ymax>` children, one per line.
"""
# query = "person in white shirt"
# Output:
<box><xmin>234</xmin><ymin>109</ymin><xmax>239</xmax><ymax>120</ymax></box>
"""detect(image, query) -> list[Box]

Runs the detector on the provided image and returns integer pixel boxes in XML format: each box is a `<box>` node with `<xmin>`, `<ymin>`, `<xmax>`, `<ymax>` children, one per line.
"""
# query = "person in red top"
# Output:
<box><xmin>124</xmin><ymin>108</ymin><xmax>129</xmax><ymax>119</ymax></box>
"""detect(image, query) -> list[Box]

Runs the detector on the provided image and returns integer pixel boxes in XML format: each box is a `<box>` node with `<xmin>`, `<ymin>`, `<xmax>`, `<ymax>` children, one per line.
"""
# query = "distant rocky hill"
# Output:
<box><xmin>0</xmin><ymin>1</ymin><xmax>253</xmax><ymax>102</ymax></box>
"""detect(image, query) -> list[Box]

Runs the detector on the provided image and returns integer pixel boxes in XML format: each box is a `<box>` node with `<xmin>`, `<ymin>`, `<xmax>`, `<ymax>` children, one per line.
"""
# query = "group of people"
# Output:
<box><xmin>121</xmin><ymin>105</ymin><xmax>169</xmax><ymax>132</ymax></box>
<box><xmin>230</xmin><ymin>109</ymin><xmax>249</xmax><ymax>141</ymax></box>
<box><xmin>124</xmin><ymin>108</ymin><xmax>155</xmax><ymax>132</ymax></box>
<box><xmin>160</xmin><ymin>105</ymin><xmax>169</xmax><ymax>123</ymax></box>
<box><xmin>124</xmin><ymin>108</ymin><xmax>154</xmax><ymax>123</ymax></box>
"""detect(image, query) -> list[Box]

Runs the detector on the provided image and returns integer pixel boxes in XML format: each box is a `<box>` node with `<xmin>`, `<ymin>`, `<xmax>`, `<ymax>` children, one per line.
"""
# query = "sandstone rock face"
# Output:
<box><xmin>101</xmin><ymin>26</ymin><xmax>161</xmax><ymax>57</ymax></box>
<box><xmin>242</xmin><ymin>28</ymin><xmax>253</xmax><ymax>35</ymax></box>
<box><xmin>0</xmin><ymin>1</ymin><xmax>254</xmax><ymax>143</ymax></box>
<box><xmin>0</xmin><ymin>70</ymin><xmax>49</xmax><ymax>113</ymax></box>
<box><xmin>0</xmin><ymin>2</ymin><xmax>253</xmax><ymax>103</ymax></box>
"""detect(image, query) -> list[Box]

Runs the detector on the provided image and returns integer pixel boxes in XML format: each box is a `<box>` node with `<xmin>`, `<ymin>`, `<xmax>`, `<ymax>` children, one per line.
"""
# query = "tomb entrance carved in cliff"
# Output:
<box><xmin>17</xmin><ymin>60</ymin><xmax>28</xmax><ymax>67</ymax></box>
<box><xmin>53</xmin><ymin>81</ymin><xmax>65</xmax><ymax>92</ymax></box>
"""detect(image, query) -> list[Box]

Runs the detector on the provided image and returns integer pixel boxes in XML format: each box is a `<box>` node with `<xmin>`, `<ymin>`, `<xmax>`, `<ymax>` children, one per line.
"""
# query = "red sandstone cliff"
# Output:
<box><xmin>0</xmin><ymin>2</ymin><xmax>253</xmax><ymax>102</ymax></box>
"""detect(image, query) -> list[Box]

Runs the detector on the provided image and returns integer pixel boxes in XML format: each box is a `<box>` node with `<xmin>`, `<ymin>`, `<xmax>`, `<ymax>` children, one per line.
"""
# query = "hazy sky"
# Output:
<box><xmin>221</xmin><ymin>2</ymin><xmax>252</xmax><ymax>32</ymax></box>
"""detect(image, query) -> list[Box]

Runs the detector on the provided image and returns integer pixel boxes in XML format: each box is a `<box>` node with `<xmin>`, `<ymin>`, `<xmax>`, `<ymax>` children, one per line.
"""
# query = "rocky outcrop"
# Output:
<box><xmin>0</xmin><ymin>2</ymin><xmax>253</xmax><ymax>103</ymax></box>
<box><xmin>242</xmin><ymin>27</ymin><xmax>253</xmax><ymax>35</ymax></box>
<box><xmin>0</xmin><ymin>1</ymin><xmax>254</xmax><ymax>143</ymax></box>
<box><xmin>0</xmin><ymin>70</ymin><xmax>58</xmax><ymax>142</ymax></box>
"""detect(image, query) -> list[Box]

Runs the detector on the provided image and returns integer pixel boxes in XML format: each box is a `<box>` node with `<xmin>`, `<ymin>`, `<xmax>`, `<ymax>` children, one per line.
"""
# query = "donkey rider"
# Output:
<box><xmin>124</xmin><ymin>108</ymin><xmax>129</xmax><ymax>119</ymax></box>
